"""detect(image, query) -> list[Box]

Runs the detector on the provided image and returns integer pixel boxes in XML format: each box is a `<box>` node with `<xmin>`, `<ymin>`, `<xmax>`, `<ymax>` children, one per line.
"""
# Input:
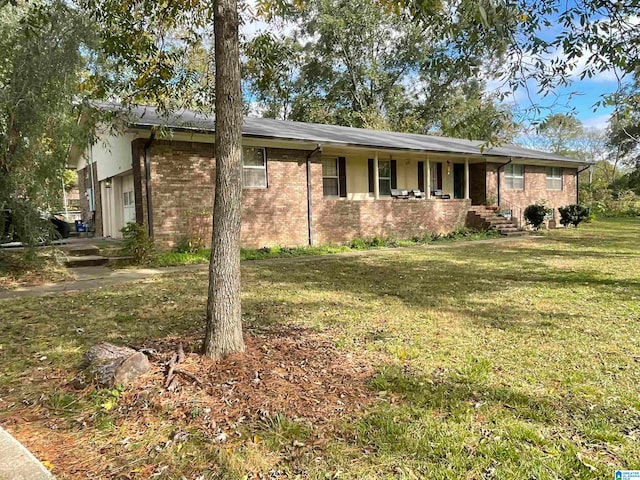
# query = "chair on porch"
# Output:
<box><xmin>391</xmin><ymin>189</ymin><xmax>410</xmax><ymax>199</ymax></box>
<box><xmin>411</xmin><ymin>189</ymin><xmax>424</xmax><ymax>199</ymax></box>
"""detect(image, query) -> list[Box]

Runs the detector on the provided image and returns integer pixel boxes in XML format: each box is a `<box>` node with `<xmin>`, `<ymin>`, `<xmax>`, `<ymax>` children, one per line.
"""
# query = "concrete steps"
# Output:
<box><xmin>65</xmin><ymin>254</ymin><xmax>110</xmax><ymax>268</ymax></box>
<box><xmin>62</xmin><ymin>244</ymin><xmax>110</xmax><ymax>268</ymax></box>
<box><xmin>468</xmin><ymin>206</ymin><xmax>525</xmax><ymax>237</ymax></box>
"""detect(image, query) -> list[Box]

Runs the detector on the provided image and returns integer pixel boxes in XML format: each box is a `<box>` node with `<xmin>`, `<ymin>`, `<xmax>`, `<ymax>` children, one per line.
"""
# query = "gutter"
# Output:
<box><xmin>496</xmin><ymin>158</ymin><xmax>512</xmax><ymax>207</ymax></box>
<box><xmin>144</xmin><ymin>133</ymin><xmax>156</xmax><ymax>238</ymax></box>
<box><xmin>576</xmin><ymin>165</ymin><xmax>591</xmax><ymax>205</ymax></box>
<box><xmin>306</xmin><ymin>144</ymin><xmax>322</xmax><ymax>246</ymax></box>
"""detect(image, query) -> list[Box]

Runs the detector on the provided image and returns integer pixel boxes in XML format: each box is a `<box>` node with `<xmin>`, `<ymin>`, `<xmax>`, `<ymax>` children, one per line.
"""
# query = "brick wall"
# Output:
<box><xmin>146</xmin><ymin>140</ymin><xmax>215</xmax><ymax>249</ymax></box>
<box><xmin>241</xmin><ymin>149</ymin><xmax>309</xmax><ymax>247</ymax></box>
<box><xmin>145</xmin><ymin>142</ymin><xmax>310</xmax><ymax>250</ymax></box>
<box><xmin>486</xmin><ymin>163</ymin><xmax>578</xmax><ymax>219</ymax></box>
<box><xmin>143</xmin><ymin>141</ymin><xmax>473</xmax><ymax>250</ymax></box>
<box><xmin>313</xmin><ymin>198</ymin><xmax>471</xmax><ymax>244</ymax></box>
<box><xmin>142</xmin><ymin>141</ymin><xmax>577</xmax><ymax>249</ymax></box>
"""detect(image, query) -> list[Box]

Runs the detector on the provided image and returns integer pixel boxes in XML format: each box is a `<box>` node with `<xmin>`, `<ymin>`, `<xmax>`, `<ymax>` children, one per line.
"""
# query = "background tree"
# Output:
<box><xmin>245</xmin><ymin>0</ymin><xmax>518</xmax><ymax>142</ymax></box>
<box><xmin>607</xmin><ymin>74</ymin><xmax>640</xmax><ymax>194</ymax></box>
<box><xmin>0</xmin><ymin>0</ymin><xmax>94</xmax><ymax>245</ymax></box>
<box><xmin>536</xmin><ymin>114</ymin><xmax>584</xmax><ymax>155</ymax></box>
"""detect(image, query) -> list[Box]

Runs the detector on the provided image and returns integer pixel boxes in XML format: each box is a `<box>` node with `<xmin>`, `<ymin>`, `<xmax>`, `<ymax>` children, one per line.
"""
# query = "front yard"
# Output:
<box><xmin>0</xmin><ymin>218</ymin><xmax>639</xmax><ymax>479</ymax></box>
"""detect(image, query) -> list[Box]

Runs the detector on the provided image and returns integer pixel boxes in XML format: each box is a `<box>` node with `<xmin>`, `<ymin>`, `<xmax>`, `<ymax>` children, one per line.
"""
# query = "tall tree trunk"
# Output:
<box><xmin>203</xmin><ymin>0</ymin><xmax>245</xmax><ymax>359</ymax></box>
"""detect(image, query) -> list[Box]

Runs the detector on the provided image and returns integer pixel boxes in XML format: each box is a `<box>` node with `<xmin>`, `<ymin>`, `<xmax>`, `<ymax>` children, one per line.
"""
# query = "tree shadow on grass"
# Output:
<box><xmin>344</xmin><ymin>364</ymin><xmax>630</xmax><ymax>478</ymax></box>
<box><xmin>245</xmin><ymin>244</ymin><xmax>640</xmax><ymax>329</ymax></box>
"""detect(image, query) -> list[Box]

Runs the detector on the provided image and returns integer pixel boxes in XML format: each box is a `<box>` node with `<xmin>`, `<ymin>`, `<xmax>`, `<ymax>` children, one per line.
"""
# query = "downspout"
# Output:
<box><xmin>144</xmin><ymin>133</ymin><xmax>156</xmax><ymax>238</ymax></box>
<box><xmin>496</xmin><ymin>158</ymin><xmax>512</xmax><ymax>207</ymax></box>
<box><xmin>576</xmin><ymin>165</ymin><xmax>591</xmax><ymax>205</ymax></box>
<box><xmin>306</xmin><ymin>144</ymin><xmax>322</xmax><ymax>246</ymax></box>
<box><xmin>88</xmin><ymin>142</ymin><xmax>97</xmax><ymax>232</ymax></box>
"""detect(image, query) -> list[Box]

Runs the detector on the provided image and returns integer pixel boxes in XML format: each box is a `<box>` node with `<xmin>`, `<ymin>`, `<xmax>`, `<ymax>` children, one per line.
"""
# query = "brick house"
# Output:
<box><xmin>72</xmin><ymin>104</ymin><xmax>589</xmax><ymax>250</ymax></box>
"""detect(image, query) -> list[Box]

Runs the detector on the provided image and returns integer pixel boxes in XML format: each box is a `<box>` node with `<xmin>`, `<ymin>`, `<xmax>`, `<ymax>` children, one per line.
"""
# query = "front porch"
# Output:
<box><xmin>319</xmin><ymin>149</ymin><xmax>486</xmax><ymax>204</ymax></box>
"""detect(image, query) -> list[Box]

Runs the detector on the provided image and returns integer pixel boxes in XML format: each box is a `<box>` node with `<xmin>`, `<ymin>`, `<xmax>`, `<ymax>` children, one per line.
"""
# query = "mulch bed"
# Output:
<box><xmin>3</xmin><ymin>327</ymin><xmax>380</xmax><ymax>479</ymax></box>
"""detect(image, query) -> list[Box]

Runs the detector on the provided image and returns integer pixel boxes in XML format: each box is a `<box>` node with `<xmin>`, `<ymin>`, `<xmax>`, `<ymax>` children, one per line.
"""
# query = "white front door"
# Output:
<box><xmin>122</xmin><ymin>174</ymin><xmax>136</xmax><ymax>225</ymax></box>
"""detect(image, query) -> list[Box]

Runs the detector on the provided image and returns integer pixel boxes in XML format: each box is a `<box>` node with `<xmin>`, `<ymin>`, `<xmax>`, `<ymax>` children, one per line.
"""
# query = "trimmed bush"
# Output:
<box><xmin>558</xmin><ymin>204</ymin><xmax>590</xmax><ymax>228</ymax></box>
<box><xmin>524</xmin><ymin>203</ymin><xmax>552</xmax><ymax>230</ymax></box>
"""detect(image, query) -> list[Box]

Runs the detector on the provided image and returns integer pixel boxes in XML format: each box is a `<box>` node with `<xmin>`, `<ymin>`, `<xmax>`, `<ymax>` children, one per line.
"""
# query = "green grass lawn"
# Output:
<box><xmin>0</xmin><ymin>218</ymin><xmax>639</xmax><ymax>479</ymax></box>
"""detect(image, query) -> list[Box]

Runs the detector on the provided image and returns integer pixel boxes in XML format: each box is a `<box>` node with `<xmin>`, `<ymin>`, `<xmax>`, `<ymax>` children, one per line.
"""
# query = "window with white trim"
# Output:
<box><xmin>504</xmin><ymin>164</ymin><xmax>524</xmax><ymax>190</ymax></box>
<box><xmin>378</xmin><ymin>160</ymin><xmax>391</xmax><ymax>196</ymax></box>
<box><xmin>546</xmin><ymin>166</ymin><xmax>563</xmax><ymax>190</ymax></box>
<box><xmin>322</xmin><ymin>158</ymin><xmax>339</xmax><ymax>196</ymax></box>
<box><xmin>242</xmin><ymin>147</ymin><xmax>267</xmax><ymax>188</ymax></box>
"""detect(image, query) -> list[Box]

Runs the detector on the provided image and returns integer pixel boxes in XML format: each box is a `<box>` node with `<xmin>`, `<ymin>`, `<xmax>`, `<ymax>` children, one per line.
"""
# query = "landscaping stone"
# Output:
<box><xmin>80</xmin><ymin>343</ymin><xmax>150</xmax><ymax>387</ymax></box>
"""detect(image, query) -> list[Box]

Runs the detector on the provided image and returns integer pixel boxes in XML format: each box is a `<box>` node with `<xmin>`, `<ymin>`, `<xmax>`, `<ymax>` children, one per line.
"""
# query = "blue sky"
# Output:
<box><xmin>499</xmin><ymin>74</ymin><xmax>617</xmax><ymax>131</ymax></box>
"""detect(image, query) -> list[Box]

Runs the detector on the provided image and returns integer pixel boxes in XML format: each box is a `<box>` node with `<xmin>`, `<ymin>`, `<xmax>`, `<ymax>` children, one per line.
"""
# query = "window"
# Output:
<box><xmin>378</xmin><ymin>160</ymin><xmax>391</xmax><ymax>196</ymax></box>
<box><xmin>123</xmin><ymin>191</ymin><xmax>134</xmax><ymax>206</ymax></box>
<box><xmin>242</xmin><ymin>147</ymin><xmax>267</xmax><ymax>188</ymax></box>
<box><xmin>322</xmin><ymin>158</ymin><xmax>339</xmax><ymax>196</ymax></box>
<box><xmin>504</xmin><ymin>164</ymin><xmax>524</xmax><ymax>190</ymax></box>
<box><xmin>546</xmin><ymin>166</ymin><xmax>563</xmax><ymax>190</ymax></box>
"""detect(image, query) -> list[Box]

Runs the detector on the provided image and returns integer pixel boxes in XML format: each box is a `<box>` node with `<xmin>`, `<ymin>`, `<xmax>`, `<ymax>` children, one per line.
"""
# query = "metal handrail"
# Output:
<box><xmin>496</xmin><ymin>198</ymin><xmax>522</xmax><ymax>228</ymax></box>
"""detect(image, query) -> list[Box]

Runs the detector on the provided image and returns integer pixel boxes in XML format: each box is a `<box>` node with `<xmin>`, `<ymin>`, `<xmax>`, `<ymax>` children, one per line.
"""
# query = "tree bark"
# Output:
<box><xmin>203</xmin><ymin>0</ymin><xmax>245</xmax><ymax>359</ymax></box>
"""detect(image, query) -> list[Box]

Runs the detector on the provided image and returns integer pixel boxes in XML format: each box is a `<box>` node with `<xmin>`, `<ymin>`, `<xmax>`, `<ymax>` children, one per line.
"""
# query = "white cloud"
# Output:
<box><xmin>581</xmin><ymin>113</ymin><xmax>610</xmax><ymax>131</ymax></box>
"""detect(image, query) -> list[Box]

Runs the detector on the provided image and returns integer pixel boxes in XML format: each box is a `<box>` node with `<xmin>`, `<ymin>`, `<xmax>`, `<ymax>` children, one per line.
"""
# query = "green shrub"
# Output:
<box><xmin>558</xmin><ymin>204</ymin><xmax>590</xmax><ymax>228</ymax></box>
<box><xmin>369</xmin><ymin>236</ymin><xmax>385</xmax><ymax>247</ymax></box>
<box><xmin>120</xmin><ymin>222</ymin><xmax>156</xmax><ymax>265</ymax></box>
<box><xmin>348</xmin><ymin>238</ymin><xmax>367</xmax><ymax>249</ymax></box>
<box><xmin>174</xmin><ymin>236</ymin><xmax>202</xmax><ymax>254</ymax></box>
<box><xmin>524</xmin><ymin>203</ymin><xmax>552</xmax><ymax>230</ymax></box>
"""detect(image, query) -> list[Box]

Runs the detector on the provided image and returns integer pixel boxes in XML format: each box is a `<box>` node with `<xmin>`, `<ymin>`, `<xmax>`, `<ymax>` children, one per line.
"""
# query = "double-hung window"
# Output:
<box><xmin>322</xmin><ymin>158</ymin><xmax>340</xmax><ymax>196</ymax></box>
<box><xmin>546</xmin><ymin>166</ymin><xmax>563</xmax><ymax>190</ymax></box>
<box><xmin>504</xmin><ymin>164</ymin><xmax>524</xmax><ymax>190</ymax></box>
<box><xmin>378</xmin><ymin>160</ymin><xmax>391</xmax><ymax>196</ymax></box>
<box><xmin>242</xmin><ymin>147</ymin><xmax>267</xmax><ymax>188</ymax></box>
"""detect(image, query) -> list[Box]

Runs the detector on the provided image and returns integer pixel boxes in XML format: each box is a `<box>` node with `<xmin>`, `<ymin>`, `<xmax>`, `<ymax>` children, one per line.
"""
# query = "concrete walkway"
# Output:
<box><xmin>0</xmin><ymin>235</ymin><xmax>541</xmax><ymax>300</ymax></box>
<box><xmin>0</xmin><ymin>264</ymin><xmax>209</xmax><ymax>300</ymax></box>
<box><xmin>0</xmin><ymin>427</ymin><xmax>53</xmax><ymax>480</ymax></box>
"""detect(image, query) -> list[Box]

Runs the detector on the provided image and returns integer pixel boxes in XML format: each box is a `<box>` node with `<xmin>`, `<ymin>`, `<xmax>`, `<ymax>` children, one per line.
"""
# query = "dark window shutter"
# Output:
<box><xmin>391</xmin><ymin>160</ymin><xmax>397</xmax><ymax>189</ymax></box>
<box><xmin>437</xmin><ymin>163</ymin><xmax>443</xmax><ymax>190</ymax></box>
<box><xmin>418</xmin><ymin>161</ymin><xmax>425</xmax><ymax>192</ymax></box>
<box><xmin>368</xmin><ymin>159</ymin><xmax>374</xmax><ymax>193</ymax></box>
<box><xmin>338</xmin><ymin>157</ymin><xmax>347</xmax><ymax>197</ymax></box>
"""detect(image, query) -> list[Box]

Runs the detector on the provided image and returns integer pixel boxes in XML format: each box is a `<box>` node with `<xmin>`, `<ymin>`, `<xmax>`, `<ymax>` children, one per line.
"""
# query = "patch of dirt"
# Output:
<box><xmin>133</xmin><ymin>326</ymin><xmax>377</xmax><ymax>428</ymax></box>
<box><xmin>3</xmin><ymin>327</ymin><xmax>380</xmax><ymax>479</ymax></box>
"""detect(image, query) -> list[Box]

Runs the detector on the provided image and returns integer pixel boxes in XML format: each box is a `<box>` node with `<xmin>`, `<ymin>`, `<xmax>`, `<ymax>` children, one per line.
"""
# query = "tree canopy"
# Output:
<box><xmin>0</xmin><ymin>0</ymin><xmax>94</xmax><ymax>244</ymax></box>
<box><xmin>245</xmin><ymin>0</ymin><xmax>518</xmax><ymax>142</ymax></box>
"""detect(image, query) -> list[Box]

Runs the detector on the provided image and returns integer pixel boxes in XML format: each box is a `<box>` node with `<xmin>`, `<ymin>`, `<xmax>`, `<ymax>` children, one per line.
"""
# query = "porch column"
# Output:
<box><xmin>373</xmin><ymin>152</ymin><xmax>380</xmax><ymax>199</ymax></box>
<box><xmin>464</xmin><ymin>158</ymin><xmax>470</xmax><ymax>200</ymax></box>
<box><xmin>426</xmin><ymin>157</ymin><xmax>431</xmax><ymax>199</ymax></box>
